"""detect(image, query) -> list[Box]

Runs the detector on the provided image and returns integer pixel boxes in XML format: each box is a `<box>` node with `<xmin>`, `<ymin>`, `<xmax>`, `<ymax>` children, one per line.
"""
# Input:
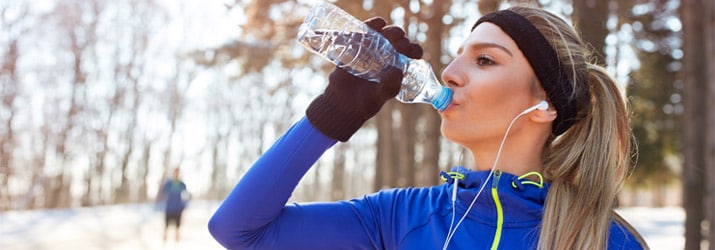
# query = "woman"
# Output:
<box><xmin>209</xmin><ymin>5</ymin><xmax>647</xmax><ymax>250</ymax></box>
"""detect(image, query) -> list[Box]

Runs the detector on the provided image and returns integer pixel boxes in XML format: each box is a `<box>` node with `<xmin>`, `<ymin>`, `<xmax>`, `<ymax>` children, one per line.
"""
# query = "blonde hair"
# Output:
<box><xmin>505</xmin><ymin>6</ymin><xmax>640</xmax><ymax>249</ymax></box>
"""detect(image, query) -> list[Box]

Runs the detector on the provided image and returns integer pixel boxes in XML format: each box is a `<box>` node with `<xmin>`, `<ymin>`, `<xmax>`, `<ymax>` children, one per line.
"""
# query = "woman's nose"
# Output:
<box><xmin>440</xmin><ymin>60</ymin><xmax>463</xmax><ymax>88</ymax></box>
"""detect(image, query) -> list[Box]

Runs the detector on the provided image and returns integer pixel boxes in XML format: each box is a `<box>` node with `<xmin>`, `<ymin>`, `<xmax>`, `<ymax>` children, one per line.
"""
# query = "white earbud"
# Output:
<box><xmin>536</xmin><ymin>100</ymin><xmax>549</xmax><ymax>111</ymax></box>
<box><xmin>520</xmin><ymin>100</ymin><xmax>549</xmax><ymax>115</ymax></box>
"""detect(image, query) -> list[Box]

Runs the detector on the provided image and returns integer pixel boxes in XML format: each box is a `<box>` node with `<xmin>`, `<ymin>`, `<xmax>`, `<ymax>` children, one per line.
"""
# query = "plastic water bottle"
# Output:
<box><xmin>297</xmin><ymin>2</ymin><xmax>453</xmax><ymax>111</ymax></box>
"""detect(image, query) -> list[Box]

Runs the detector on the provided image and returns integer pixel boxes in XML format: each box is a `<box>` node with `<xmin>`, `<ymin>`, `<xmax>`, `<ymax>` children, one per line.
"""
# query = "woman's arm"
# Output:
<box><xmin>209</xmin><ymin>117</ymin><xmax>381</xmax><ymax>249</ymax></box>
<box><xmin>208</xmin><ymin>17</ymin><xmax>422</xmax><ymax>249</ymax></box>
<box><xmin>208</xmin><ymin>117</ymin><xmax>333</xmax><ymax>247</ymax></box>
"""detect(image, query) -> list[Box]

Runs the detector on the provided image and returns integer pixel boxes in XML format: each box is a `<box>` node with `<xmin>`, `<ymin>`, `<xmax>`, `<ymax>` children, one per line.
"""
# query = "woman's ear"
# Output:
<box><xmin>529</xmin><ymin>104</ymin><xmax>557</xmax><ymax>123</ymax></box>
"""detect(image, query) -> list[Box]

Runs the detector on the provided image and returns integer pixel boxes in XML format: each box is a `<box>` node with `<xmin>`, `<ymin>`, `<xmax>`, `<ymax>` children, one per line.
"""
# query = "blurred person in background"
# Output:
<box><xmin>158</xmin><ymin>167</ymin><xmax>190</xmax><ymax>242</ymax></box>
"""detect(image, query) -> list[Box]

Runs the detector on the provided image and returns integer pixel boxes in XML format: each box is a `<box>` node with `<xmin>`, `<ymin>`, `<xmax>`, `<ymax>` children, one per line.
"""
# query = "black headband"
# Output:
<box><xmin>473</xmin><ymin>10</ymin><xmax>579</xmax><ymax>136</ymax></box>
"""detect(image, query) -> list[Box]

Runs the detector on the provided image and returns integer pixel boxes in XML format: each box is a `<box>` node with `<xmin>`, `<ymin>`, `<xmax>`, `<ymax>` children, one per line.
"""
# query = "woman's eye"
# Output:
<box><xmin>476</xmin><ymin>55</ymin><xmax>495</xmax><ymax>66</ymax></box>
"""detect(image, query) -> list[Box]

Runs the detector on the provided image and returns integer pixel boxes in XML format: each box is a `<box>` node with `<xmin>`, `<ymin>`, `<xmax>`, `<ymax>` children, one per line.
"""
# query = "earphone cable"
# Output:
<box><xmin>441</xmin><ymin>109</ymin><xmax>529</xmax><ymax>250</ymax></box>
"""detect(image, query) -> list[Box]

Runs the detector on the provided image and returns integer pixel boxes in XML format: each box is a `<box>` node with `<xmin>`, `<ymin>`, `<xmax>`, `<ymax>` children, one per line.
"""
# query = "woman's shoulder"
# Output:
<box><xmin>370</xmin><ymin>184</ymin><xmax>450</xmax><ymax>201</ymax></box>
<box><xmin>356</xmin><ymin>184</ymin><xmax>452</xmax><ymax>216</ymax></box>
<box><xmin>350</xmin><ymin>185</ymin><xmax>453</xmax><ymax>238</ymax></box>
<box><xmin>609</xmin><ymin>212</ymin><xmax>650</xmax><ymax>249</ymax></box>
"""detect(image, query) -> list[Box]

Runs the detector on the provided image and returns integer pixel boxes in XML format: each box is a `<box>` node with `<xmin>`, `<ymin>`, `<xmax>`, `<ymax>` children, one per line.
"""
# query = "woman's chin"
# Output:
<box><xmin>440</xmin><ymin>121</ymin><xmax>458</xmax><ymax>142</ymax></box>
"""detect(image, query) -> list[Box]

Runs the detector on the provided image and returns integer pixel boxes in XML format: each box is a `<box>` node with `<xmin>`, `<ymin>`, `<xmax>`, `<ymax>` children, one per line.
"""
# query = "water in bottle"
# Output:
<box><xmin>296</xmin><ymin>2</ymin><xmax>453</xmax><ymax>111</ymax></box>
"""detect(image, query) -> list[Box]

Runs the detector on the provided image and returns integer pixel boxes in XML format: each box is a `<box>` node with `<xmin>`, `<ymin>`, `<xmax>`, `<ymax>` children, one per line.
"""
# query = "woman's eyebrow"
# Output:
<box><xmin>459</xmin><ymin>42</ymin><xmax>514</xmax><ymax>57</ymax></box>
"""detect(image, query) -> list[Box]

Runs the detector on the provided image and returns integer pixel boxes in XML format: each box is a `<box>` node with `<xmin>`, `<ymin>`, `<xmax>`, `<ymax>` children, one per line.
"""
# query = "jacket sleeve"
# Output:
<box><xmin>208</xmin><ymin>117</ymin><xmax>380</xmax><ymax>249</ymax></box>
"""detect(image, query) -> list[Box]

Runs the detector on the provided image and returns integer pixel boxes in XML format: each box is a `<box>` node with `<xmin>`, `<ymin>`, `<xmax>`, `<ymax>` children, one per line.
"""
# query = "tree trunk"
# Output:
<box><xmin>398</xmin><ymin>105</ymin><xmax>418</xmax><ymax>187</ymax></box>
<box><xmin>209</xmin><ymin>137</ymin><xmax>229</xmax><ymax>200</ymax></box>
<box><xmin>372</xmin><ymin>0</ymin><xmax>398</xmax><ymax>191</ymax></box>
<box><xmin>115</xmin><ymin>144</ymin><xmax>133</xmax><ymax>203</ymax></box>
<box><xmin>422</xmin><ymin>109</ymin><xmax>442</xmax><ymax>186</ymax></box>
<box><xmin>572</xmin><ymin>0</ymin><xmax>610</xmax><ymax>65</ymax></box>
<box><xmin>375</xmin><ymin>101</ymin><xmax>396</xmax><ymax>190</ymax></box>
<box><xmin>331</xmin><ymin>144</ymin><xmax>346</xmax><ymax>200</ymax></box>
<box><xmin>421</xmin><ymin>0</ymin><xmax>449</xmax><ymax>186</ymax></box>
<box><xmin>478</xmin><ymin>0</ymin><xmax>500</xmax><ymax>14</ymax></box>
<box><xmin>706</xmin><ymin>1</ymin><xmax>715</xmax><ymax>247</ymax></box>
<box><xmin>681</xmin><ymin>0</ymin><xmax>713</xmax><ymax>248</ymax></box>
<box><xmin>138</xmin><ymin>140</ymin><xmax>151</xmax><ymax>202</ymax></box>
<box><xmin>0</xmin><ymin>40</ymin><xmax>19</xmax><ymax>211</ymax></box>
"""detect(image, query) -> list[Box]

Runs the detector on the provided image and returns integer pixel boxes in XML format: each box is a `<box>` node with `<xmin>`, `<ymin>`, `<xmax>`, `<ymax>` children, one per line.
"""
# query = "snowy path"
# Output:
<box><xmin>0</xmin><ymin>202</ymin><xmax>224</xmax><ymax>250</ymax></box>
<box><xmin>0</xmin><ymin>202</ymin><xmax>683</xmax><ymax>250</ymax></box>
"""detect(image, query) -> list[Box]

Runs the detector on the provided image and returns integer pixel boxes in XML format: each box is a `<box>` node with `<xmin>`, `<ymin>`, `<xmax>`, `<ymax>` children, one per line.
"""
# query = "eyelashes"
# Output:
<box><xmin>475</xmin><ymin>54</ymin><xmax>496</xmax><ymax>66</ymax></box>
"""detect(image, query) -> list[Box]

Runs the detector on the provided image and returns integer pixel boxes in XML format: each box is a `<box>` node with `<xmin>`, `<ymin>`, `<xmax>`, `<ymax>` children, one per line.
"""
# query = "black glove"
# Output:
<box><xmin>306</xmin><ymin>17</ymin><xmax>423</xmax><ymax>142</ymax></box>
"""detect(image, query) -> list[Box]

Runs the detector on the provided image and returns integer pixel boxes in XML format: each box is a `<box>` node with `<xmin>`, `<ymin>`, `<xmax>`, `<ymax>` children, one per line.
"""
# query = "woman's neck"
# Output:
<box><xmin>466</xmin><ymin>129</ymin><xmax>548</xmax><ymax>176</ymax></box>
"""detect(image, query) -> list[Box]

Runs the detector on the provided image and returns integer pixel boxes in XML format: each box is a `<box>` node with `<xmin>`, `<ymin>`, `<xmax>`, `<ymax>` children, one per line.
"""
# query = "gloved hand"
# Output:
<box><xmin>306</xmin><ymin>17</ymin><xmax>423</xmax><ymax>142</ymax></box>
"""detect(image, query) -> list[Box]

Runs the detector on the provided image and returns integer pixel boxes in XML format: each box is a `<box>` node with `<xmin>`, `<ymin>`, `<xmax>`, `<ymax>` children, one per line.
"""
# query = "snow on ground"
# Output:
<box><xmin>617</xmin><ymin>206</ymin><xmax>685</xmax><ymax>250</ymax></box>
<box><xmin>0</xmin><ymin>202</ymin><xmax>683</xmax><ymax>250</ymax></box>
<box><xmin>0</xmin><ymin>201</ymin><xmax>225</xmax><ymax>250</ymax></box>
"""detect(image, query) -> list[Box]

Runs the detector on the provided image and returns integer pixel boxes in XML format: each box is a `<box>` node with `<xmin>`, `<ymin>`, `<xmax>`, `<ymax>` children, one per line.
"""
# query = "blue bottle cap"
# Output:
<box><xmin>431</xmin><ymin>87</ymin><xmax>453</xmax><ymax>111</ymax></box>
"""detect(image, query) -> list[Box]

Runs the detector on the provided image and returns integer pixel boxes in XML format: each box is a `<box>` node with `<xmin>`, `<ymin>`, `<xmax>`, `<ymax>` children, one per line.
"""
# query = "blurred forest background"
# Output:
<box><xmin>1</xmin><ymin>0</ymin><xmax>713</xmax><ymax>248</ymax></box>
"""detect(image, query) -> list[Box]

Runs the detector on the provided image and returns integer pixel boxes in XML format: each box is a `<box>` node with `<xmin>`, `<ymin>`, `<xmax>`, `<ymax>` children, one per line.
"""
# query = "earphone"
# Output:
<box><xmin>441</xmin><ymin>100</ymin><xmax>549</xmax><ymax>250</ymax></box>
<box><xmin>519</xmin><ymin>100</ymin><xmax>549</xmax><ymax>115</ymax></box>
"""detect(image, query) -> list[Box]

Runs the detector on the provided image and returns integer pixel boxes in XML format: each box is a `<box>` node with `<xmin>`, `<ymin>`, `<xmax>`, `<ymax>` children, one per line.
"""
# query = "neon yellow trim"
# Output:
<box><xmin>490</xmin><ymin>172</ymin><xmax>504</xmax><ymax>250</ymax></box>
<box><xmin>511</xmin><ymin>171</ymin><xmax>545</xmax><ymax>189</ymax></box>
<box><xmin>440</xmin><ymin>172</ymin><xmax>465</xmax><ymax>181</ymax></box>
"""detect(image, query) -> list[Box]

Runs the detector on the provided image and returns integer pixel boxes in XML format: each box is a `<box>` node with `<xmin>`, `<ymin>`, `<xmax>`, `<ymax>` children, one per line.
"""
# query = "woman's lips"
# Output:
<box><xmin>439</xmin><ymin>100</ymin><xmax>459</xmax><ymax>113</ymax></box>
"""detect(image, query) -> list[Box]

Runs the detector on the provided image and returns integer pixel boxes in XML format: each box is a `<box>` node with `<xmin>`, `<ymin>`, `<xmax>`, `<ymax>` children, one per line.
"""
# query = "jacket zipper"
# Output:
<box><xmin>490</xmin><ymin>171</ymin><xmax>504</xmax><ymax>250</ymax></box>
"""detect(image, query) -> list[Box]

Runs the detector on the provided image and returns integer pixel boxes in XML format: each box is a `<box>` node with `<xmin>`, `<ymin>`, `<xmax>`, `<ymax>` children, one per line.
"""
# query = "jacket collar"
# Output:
<box><xmin>442</xmin><ymin>166</ymin><xmax>550</xmax><ymax>227</ymax></box>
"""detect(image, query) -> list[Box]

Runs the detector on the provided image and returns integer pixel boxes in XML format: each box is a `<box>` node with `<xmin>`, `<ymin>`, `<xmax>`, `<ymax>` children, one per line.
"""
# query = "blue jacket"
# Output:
<box><xmin>209</xmin><ymin>117</ymin><xmax>645</xmax><ymax>249</ymax></box>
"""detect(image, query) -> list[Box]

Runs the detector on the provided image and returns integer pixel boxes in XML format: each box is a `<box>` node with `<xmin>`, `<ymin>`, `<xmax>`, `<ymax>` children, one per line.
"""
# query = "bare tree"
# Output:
<box><xmin>370</xmin><ymin>1</ymin><xmax>397</xmax><ymax>191</ymax></box>
<box><xmin>375</xmin><ymin>101</ymin><xmax>396</xmax><ymax>190</ymax></box>
<box><xmin>331</xmin><ymin>143</ymin><xmax>347</xmax><ymax>200</ymax></box>
<box><xmin>681</xmin><ymin>0</ymin><xmax>714</xmax><ymax>248</ymax></box>
<box><xmin>160</xmin><ymin>60</ymin><xmax>196</xmax><ymax>182</ymax></box>
<box><xmin>41</xmin><ymin>0</ymin><xmax>103</xmax><ymax>209</ymax></box>
<box><xmin>419</xmin><ymin>0</ymin><xmax>455</xmax><ymax>186</ymax></box>
<box><xmin>572</xmin><ymin>0</ymin><xmax>610</xmax><ymax>65</ymax></box>
<box><xmin>111</xmin><ymin>0</ymin><xmax>164</xmax><ymax>204</ymax></box>
<box><xmin>203</xmin><ymin>67</ymin><xmax>235</xmax><ymax>200</ymax></box>
<box><xmin>0</xmin><ymin>2</ymin><xmax>31</xmax><ymax>210</ymax></box>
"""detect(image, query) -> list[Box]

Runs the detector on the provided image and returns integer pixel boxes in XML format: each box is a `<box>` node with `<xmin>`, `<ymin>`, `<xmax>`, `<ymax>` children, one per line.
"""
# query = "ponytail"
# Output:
<box><xmin>538</xmin><ymin>63</ymin><xmax>632</xmax><ymax>249</ymax></box>
<box><xmin>502</xmin><ymin>6</ymin><xmax>644</xmax><ymax>248</ymax></box>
